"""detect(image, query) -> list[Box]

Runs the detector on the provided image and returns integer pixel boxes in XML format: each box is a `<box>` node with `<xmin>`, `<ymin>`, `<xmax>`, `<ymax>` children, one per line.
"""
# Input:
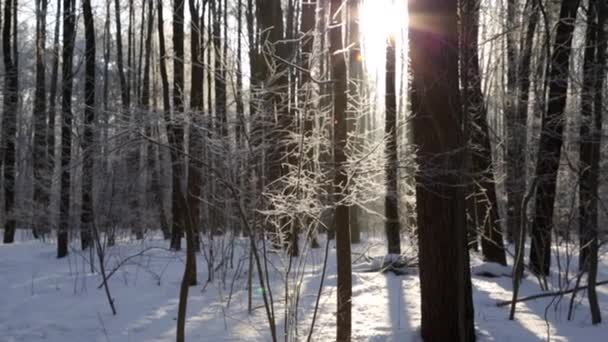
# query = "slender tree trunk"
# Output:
<box><xmin>143</xmin><ymin>0</ymin><xmax>168</xmax><ymax>240</ymax></box>
<box><xmin>157</xmin><ymin>0</ymin><xmax>172</xmax><ymax>241</ymax></box>
<box><xmin>169</xmin><ymin>0</ymin><xmax>186</xmax><ymax>250</ymax></box>
<box><xmin>529</xmin><ymin>0</ymin><xmax>580</xmax><ymax>276</ymax></box>
<box><xmin>385</xmin><ymin>35</ymin><xmax>401</xmax><ymax>255</ymax></box>
<box><xmin>114</xmin><ymin>0</ymin><xmax>129</xmax><ymax>106</ymax></box>
<box><xmin>329</xmin><ymin>0</ymin><xmax>352</xmax><ymax>339</ymax></box>
<box><xmin>32</xmin><ymin>0</ymin><xmax>48</xmax><ymax>239</ymax></box>
<box><xmin>58</xmin><ymin>0</ymin><xmax>77</xmax><ymax>258</ymax></box>
<box><xmin>80</xmin><ymin>0</ymin><xmax>96</xmax><ymax>251</ymax></box>
<box><xmin>409</xmin><ymin>0</ymin><xmax>475</xmax><ymax>339</ymax></box>
<box><xmin>347</xmin><ymin>0</ymin><xmax>362</xmax><ymax>244</ymax></box>
<box><xmin>47</xmin><ymin>0</ymin><xmax>61</xmax><ymax>221</ymax></box>
<box><xmin>2</xmin><ymin>0</ymin><xmax>18</xmax><ymax>244</ymax></box>
<box><xmin>512</xmin><ymin>0</ymin><xmax>539</xmax><ymax>254</ymax></box>
<box><xmin>461</xmin><ymin>0</ymin><xmax>507</xmax><ymax>265</ymax></box>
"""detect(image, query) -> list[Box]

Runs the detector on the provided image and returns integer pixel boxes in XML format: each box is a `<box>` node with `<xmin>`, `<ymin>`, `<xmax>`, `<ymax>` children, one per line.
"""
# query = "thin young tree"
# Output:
<box><xmin>329</xmin><ymin>0</ymin><xmax>352</xmax><ymax>339</ymax></box>
<box><xmin>529</xmin><ymin>0</ymin><xmax>580</xmax><ymax>276</ymax></box>
<box><xmin>32</xmin><ymin>0</ymin><xmax>48</xmax><ymax>239</ymax></box>
<box><xmin>80</xmin><ymin>0</ymin><xmax>96</xmax><ymax>250</ymax></box>
<box><xmin>409</xmin><ymin>0</ymin><xmax>475</xmax><ymax>339</ymax></box>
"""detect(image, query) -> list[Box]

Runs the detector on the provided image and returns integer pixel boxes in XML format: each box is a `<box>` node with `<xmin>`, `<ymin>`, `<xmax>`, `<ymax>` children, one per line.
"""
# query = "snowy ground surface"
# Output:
<box><xmin>1</xmin><ymin>230</ymin><xmax>608</xmax><ymax>341</ymax></box>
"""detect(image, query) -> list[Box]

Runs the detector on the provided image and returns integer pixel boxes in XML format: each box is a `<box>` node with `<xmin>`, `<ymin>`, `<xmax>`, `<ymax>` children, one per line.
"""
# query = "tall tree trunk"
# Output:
<box><xmin>409</xmin><ymin>0</ymin><xmax>475</xmax><ymax>339</ymax></box>
<box><xmin>157</xmin><ymin>0</ymin><xmax>172</xmax><ymax>241</ymax></box>
<box><xmin>80</xmin><ymin>0</ymin><xmax>96</xmax><ymax>251</ymax></box>
<box><xmin>32</xmin><ymin>0</ymin><xmax>48</xmax><ymax>239</ymax></box>
<box><xmin>347</xmin><ymin>0</ymin><xmax>362</xmax><ymax>244</ymax></box>
<box><xmin>461</xmin><ymin>0</ymin><xmax>507</xmax><ymax>265</ymax></box>
<box><xmin>188</xmin><ymin>0</ymin><xmax>204</xmax><ymax>271</ymax></box>
<box><xmin>143</xmin><ymin>0</ymin><xmax>168</xmax><ymax>239</ymax></box>
<box><xmin>114</xmin><ymin>0</ymin><xmax>129</xmax><ymax>106</ymax></box>
<box><xmin>169</xmin><ymin>0</ymin><xmax>186</xmax><ymax>250</ymax></box>
<box><xmin>329</xmin><ymin>0</ymin><xmax>352</xmax><ymax>339</ymax></box>
<box><xmin>511</xmin><ymin>0</ymin><xmax>539</xmax><ymax>257</ymax></box>
<box><xmin>47</xmin><ymin>0</ymin><xmax>61</xmax><ymax>220</ymax></box>
<box><xmin>58</xmin><ymin>0</ymin><xmax>77</xmax><ymax>258</ymax></box>
<box><xmin>529</xmin><ymin>0</ymin><xmax>580</xmax><ymax>276</ymax></box>
<box><xmin>2</xmin><ymin>0</ymin><xmax>18</xmax><ymax>244</ymax></box>
<box><xmin>505</xmin><ymin>0</ymin><xmax>520</xmax><ymax>243</ymax></box>
<box><xmin>384</xmin><ymin>35</ymin><xmax>401</xmax><ymax>255</ymax></box>
<box><xmin>580</xmin><ymin>0</ymin><xmax>604</xmax><ymax>325</ymax></box>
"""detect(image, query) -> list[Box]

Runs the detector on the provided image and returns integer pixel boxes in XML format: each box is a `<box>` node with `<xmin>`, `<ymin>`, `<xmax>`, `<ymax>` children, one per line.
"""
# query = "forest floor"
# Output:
<box><xmin>1</xmin><ymin>230</ymin><xmax>608</xmax><ymax>341</ymax></box>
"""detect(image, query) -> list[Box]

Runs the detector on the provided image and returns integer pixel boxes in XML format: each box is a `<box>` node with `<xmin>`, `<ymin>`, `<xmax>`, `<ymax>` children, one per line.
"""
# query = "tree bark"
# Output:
<box><xmin>580</xmin><ymin>0</ymin><xmax>604</xmax><ymax>324</ymax></box>
<box><xmin>329</xmin><ymin>1</ymin><xmax>352</xmax><ymax>339</ymax></box>
<box><xmin>384</xmin><ymin>35</ymin><xmax>401</xmax><ymax>255</ymax></box>
<box><xmin>80</xmin><ymin>0</ymin><xmax>96</xmax><ymax>250</ymax></box>
<box><xmin>409</xmin><ymin>0</ymin><xmax>475</xmax><ymax>340</ymax></box>
<box><xmin>58</xmin><ymin>0</ymin><xmax>77</xmax><ymax>258</ymax></box>
<box><xmin>2</xmin><ymin>0</ymin><xmax>18</xmax><ymax>244</ymax></box>
<box><xmin>32</xmin><ymin>0</ymin><xmax>48</xmax><ymax>239</ymax></box>
<box><xmin>461</xmin><ymin>0</ymin><xmax>507</xmax><ymax>265</ymax></box>
<box><xmin>529</xmin><ymin>0</ymin><xmax>580</xmax><ymax>276</ymax></box>
<box><xmin>169</xmin><ymin>0</ymin><xmax>186</xmax><ymax>250</ymax></box>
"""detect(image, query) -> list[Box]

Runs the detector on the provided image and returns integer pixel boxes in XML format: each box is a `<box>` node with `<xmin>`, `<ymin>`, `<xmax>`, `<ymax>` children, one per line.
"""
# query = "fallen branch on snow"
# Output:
<box><xmin>496</xmin><ymin>280</ymin><xmax>608</xmax><ymax>307</ymax></box>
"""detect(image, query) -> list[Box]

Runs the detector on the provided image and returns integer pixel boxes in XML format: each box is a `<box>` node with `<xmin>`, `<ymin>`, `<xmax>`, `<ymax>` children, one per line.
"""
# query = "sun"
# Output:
<box><xmin>358</xmin><ymin>0</ymin><xmax>408</xmax><ymax>68</ymax></box>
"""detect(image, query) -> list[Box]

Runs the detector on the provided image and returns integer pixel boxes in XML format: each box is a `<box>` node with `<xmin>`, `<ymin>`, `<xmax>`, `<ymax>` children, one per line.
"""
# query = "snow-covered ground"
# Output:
<box><xmin>1</xmin><ymin>231</ymin><xmax>608</xmax><ymax>341</ymax></box>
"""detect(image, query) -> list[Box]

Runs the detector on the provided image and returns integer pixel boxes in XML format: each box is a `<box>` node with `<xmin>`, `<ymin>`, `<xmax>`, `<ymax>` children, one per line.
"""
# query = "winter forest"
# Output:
<box><xmin>2</xmin><ymin>0</ymin><xmax>608</xmax><ymax>340</ymax></box>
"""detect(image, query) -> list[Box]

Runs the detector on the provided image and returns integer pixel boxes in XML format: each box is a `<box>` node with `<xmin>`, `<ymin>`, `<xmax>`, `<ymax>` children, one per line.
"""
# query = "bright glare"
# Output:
<box><xmin>359</xmin><ymin>0</ymin><xmax>408</xmax><ymax>70</ymax></box>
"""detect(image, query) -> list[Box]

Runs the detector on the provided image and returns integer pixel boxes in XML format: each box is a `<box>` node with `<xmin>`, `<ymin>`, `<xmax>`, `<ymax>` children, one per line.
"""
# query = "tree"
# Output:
<box><xmin>461</xmin><ymin>0</ymin><xmax>507</xmax><ymax>265</ymax></box>
<box><xmin>32</xmin><ymin>0</ymin><xmax>48</xmax><ymax>239</ymax></box>
<box><xmin>347</xmin><ymin>0</ymin><xmax>362</xmax><ymax>244</ymax></box>
<box><xmin>58</xmin><ymin>0</ymin><xmax>77</xmax><ymax>258</ymax></box>
<box><xmin>409</xmin><ymin>0</ymin><xmax>475</xmax><ymax>339</ymax></box>
<box><xmin>169</xmin><ymin>0</ymin><xmax>186</xmax><ymax>250</ymax></box>
<box><xmin>329</xmin><ymin>0</ymin><xmax>352</xmax><ymax>339</ymax></box>
<box><xmin>80</xmin><ymin>0</ymin><xmax>96</xmax><ymax>250</ymax></box>
<box><xmin>529</xmin><ymin>0</ymin><xmax>580</xmax><ymax>276</ymax></box>
<box><xmin>384</xmin><ymin>35</ymin><xmax>401</xmax><ymax>255</ymax></box>
<box><xmin>579</xmin><ymin>0</ymin><xmax>604</xmax><ymax>324</ymax></box>
<box><xmin>2</xmin><ymin>0</ymin><xmax>18</xmax><ymax>244</ymax></box>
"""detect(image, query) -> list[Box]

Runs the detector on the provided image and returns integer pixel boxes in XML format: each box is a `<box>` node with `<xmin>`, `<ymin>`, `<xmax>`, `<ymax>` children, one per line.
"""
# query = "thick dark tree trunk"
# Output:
<box><xmin>80</xmin><ymin>0</ymin><xmax>96</xmax><ymax>250</ymax></box>
<box><xmin>580</xmin><ymin>0</ymin><xmax>604</xmax><ymax>325</ymax></box>
<box><xmin>187</xmin><ymin>0</ymin><xmax>204</xmax><ymax>269</ymax></box>
<box><xmin>329</xmin><ymin>1</ymin><xmax>352</xmax><ymax>339</ymax></box>
<box><xmin>409</xmin><ymin>0</ymin><xmax>475</xmax><ymax>340</ymax></box>
<box><xmin>58</xmin><ymin>0</ymin><xmax>77</xmax><ymax>258</ymax></box>
<box><xmin>32</xmin><ymin>0</ymin><xmax>48</xmax><ymax>239</ymax></box>
<box><xmin>384</xmin><ymin>35</ymin><xmax>401</xmax><ymax>255</ymax></box>
<box><xmin>461</xmin><ymin>0</ymin><xmax>507</xmax><ymax>266</ymax></box>
<box><xmin>2</xmin><ymin>0</ymin><xmax>18</xmax><ymax>244</ymax></box>
<box><xmin>529</xmin><ymin>0</ymin><xmax>580</xmax><ymax>276</ymax></box>
<box><xmin>505</xmin><ymin>0</ymin><xmax>521</xmax><ymax>243</ymax></box>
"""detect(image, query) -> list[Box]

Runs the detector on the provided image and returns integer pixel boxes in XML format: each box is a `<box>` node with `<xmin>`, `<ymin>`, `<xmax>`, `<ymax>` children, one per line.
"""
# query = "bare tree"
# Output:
<box><xmin>329</xmin><ymin>0</ymin><xmax>352</xmax><ymax>339</ymax></box>
<box><xmin>529</xmin><ymin>0</ymin><xmax>580</xmax><ymax>276</ymax></box>
<box><xmin>409</xmin><ymin>0</ymin><xmax>475</xmax><ymax>339</ymax></box>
